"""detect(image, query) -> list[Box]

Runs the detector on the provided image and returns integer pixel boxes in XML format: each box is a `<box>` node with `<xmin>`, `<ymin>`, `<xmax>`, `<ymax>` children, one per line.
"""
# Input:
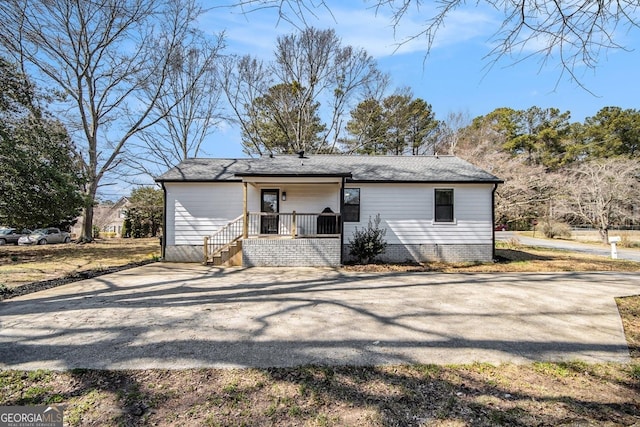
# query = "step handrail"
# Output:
<box><xmin>204</xmin><ymin>215</ymin><xmax>244</xmax><ymax>262</ymax></box>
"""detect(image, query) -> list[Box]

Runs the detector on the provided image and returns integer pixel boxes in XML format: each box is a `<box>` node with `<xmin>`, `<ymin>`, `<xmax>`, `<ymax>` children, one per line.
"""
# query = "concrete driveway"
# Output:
<box><xmin>1</xmin><ymin>264</ymin><xmax>638</xmax><ymax>370</ymax></box>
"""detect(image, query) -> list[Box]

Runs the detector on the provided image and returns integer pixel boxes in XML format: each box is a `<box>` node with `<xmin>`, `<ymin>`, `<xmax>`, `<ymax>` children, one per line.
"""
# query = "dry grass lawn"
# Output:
<box><xmin>1</xmin><ymin>239</ymin><xmax>639</xmax><ymax>426</ymax></box>
<box><xmin>1</xmin><ymin>362</ymin><xmax>638</xmax><ymax>426</ymax></box>
<box><xmin>0</xmin><ymin>238</ymin><xmax>160</xmax><ymax>289</ymax></box>
<box><xmin>522</xmin><ymin>229</ymin><xmax>640</xmax><ymax>247</ymax></box>
<box><xmin>344</xmin><ymin>241</ymin><xmax>640</xmax><ymax>274</ymax></box>
<box><xmin>618</xmin><ymin>295</ymin><xmax>640</xmax><ymax>359</ymax></box>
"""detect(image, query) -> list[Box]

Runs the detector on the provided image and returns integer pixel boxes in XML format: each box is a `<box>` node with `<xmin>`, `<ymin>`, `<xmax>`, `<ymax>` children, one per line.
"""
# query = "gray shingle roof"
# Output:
<box><xmin>155</xmin><ymin>155</ymin><xmax>502</xmax><ymax>183</ymax></box>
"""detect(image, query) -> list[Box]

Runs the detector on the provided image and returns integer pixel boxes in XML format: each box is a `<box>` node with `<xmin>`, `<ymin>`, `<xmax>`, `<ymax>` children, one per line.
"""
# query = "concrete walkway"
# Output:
<box><xmin>1</xmin><ymin>263</ymin><xmax>638</xmax><ymax>370</ymax></box>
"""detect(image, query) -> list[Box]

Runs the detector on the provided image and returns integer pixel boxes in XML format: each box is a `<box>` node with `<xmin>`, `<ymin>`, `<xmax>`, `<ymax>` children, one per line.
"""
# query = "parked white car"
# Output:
<box><xmin>18</xmin><ymin>228</ymin><xmax>71</xmax><ymax>245</ymax></box>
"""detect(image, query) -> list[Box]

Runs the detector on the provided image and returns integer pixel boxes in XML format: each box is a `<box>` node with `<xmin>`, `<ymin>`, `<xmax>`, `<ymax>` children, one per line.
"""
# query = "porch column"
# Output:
<box><xmin>339</xmin><ymin>177</ymin><xmax>345</xmax><ymax>265</ymax></box>
<box><xmin>243</xmin><ymin>182</ymin><xmax>248</xmax><ymax>238</ymax></box>
<box><xmin>291</xmin><ymin>211</ymin><xmax>297</xmax><ymax>238</ymax></box>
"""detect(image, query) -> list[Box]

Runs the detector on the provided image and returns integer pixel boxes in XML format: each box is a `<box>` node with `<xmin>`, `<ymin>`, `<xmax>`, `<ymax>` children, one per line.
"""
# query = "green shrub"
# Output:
<box><xmin>0</xmin><ymin>283</ymin><xmax>11</xmax><ymax>297</ymax></box>
<box><xmin>121</xmin><ymin>218</ymin><xmax>131</xmax><ymax>238</ymax></box>
<box><xmin>348</xmin><ymin>214</ymin><xmax>387</xmax><ymax>264</ymax></box>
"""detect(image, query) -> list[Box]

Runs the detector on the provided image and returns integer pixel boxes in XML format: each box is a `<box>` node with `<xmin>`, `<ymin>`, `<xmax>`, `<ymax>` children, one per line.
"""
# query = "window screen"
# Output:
<box><xmin>343</xmin><ymin>188</ymin><xmax>360</xmax><ymax>222</ymax></box>
<box><xmin>435</xmin><ymin>189</ymin><xmax>454</xmax><ymax>222</ymax></box>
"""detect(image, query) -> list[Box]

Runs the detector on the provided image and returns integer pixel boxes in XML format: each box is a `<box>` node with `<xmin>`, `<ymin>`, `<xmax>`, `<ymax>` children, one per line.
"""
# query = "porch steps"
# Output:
<box><xmin>210</xmin><ymin>240</ymin><xmax>242</xmax><ymax>266</ymax></box>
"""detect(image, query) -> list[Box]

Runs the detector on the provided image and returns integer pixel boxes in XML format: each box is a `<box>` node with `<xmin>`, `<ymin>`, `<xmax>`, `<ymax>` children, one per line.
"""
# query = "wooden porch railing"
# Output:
<box><xmin>204</xmin><ymin>211</ymin><xmax>341</xmax><ymax>263</ymax></box>
<box><xmin>203</xmin><ymin>215</ymin><xmax>243</xmax><ymax>263</ymax></box>
<box><xmin>247</xmin><ymin>211</ymin><xmax>341</xmax><ymax>237</ymax></box>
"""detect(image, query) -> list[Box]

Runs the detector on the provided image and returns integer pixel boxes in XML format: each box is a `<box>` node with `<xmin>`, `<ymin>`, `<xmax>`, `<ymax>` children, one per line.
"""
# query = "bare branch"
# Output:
<box><xmin>230</xmin><ymin>0</ymin><xmax>640</xmax><ymax>88</ymax></box>
<box><xmin>0</xmin><ymin>0</ymin><xmax>209</xmax><ymax>240</ymax></box>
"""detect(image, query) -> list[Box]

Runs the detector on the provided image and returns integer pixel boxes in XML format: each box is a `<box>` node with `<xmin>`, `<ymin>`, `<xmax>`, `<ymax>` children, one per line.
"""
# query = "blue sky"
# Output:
<box><xmin>198</xmin><ymin>1</ymin><xmax>640</xmax><ymax>159</ymax></box>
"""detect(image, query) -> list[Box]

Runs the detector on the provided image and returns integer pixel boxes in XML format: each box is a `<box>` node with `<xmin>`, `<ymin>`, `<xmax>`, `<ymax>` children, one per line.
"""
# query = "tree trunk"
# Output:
<box><xmin>80</xmin><ymin>203</ymin><xmax>94</xmax><ymax>242</ymax></box>
<box><xmin>79</xmin><ymin>183</ymin><xmax>98</xmax><ymax>242</ymax></box>
<box><xmin>599</xmin><ymin>227</ymin><xmax>609</xmax><ymax>244</ymax></box>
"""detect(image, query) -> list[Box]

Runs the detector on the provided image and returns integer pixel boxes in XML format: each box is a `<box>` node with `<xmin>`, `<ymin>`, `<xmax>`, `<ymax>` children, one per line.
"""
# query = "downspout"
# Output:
<box><xmin>160</xmin><ymin>182</ymin><xmax>167</xmax><ymax>260</ymax></box>
<box><xmin>492</xmin><ymin>182</ymin><xmax>498</xmax><ymax>260</ymax></box>
<box><xmin>339</xmin><ymin>177</ymin><xmax>345</xmax><ymax>265</ymax></box>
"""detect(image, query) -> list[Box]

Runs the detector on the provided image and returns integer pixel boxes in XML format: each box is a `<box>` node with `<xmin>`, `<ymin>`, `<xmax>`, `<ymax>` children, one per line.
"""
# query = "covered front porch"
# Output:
<box><xmin>204</xmin><ymin>175</ymin><xmax>347</xmax><ymax>266</ymax></box>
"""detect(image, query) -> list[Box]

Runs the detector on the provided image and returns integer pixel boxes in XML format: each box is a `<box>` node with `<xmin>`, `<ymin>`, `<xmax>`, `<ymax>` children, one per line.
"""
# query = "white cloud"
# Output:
<box><xmin>278</xmin><ymin>3</ymin><xmax>500</xmax><ymax>57</ymax></box>
<box><xmin>200</xmin><ymin>2</ymin><xmax>499</xmax><ymax>59</ymax></box>
<box><xmin>198</xmin><ymin>6</ymin><xmax>292</xmax><ymax>58</ymax></box>
<box><xmin>326</xmin><ymin>5</ymin><xmax>498</xmax><ymax>57</ymax></box>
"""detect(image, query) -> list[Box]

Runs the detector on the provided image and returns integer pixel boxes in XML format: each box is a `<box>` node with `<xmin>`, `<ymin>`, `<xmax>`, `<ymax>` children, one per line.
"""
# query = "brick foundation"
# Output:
<box><xmin>343</xmin><ymin>243</ymin><xmax>493</xmax><ymax>264</ymax></box>
<box><xmin>243</xmin><ymin>238</ymin><xmax>341</xmax><ymax>267</ymax></box>
<box><xmin>165</xmin><ymin>241</ymin><xmax>493</xmax><ymax>265</ymax></box>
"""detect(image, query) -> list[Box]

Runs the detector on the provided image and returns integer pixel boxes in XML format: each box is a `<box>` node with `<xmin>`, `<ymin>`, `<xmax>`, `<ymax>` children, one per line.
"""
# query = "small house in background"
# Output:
<box><xmin>155</xmin><ymin>155</ymin><xmax>502</xmax><ymax>266</ymax></box>
<box><xmin>71</xmin><ymin>196</ymin><xmax>130</xmax><ymax>238</ymax></box>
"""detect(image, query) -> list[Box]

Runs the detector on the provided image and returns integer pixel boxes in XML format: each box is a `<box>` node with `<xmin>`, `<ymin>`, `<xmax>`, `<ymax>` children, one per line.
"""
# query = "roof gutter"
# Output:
<box><xmin>345</xmin><ymin>179</ymin><xmax>504</xmax><ymax>184</ymax></box>
<box><xmin>160</xmin><ymin>182</ymin><xmax>167</xmax><ymax>260</ymax></box>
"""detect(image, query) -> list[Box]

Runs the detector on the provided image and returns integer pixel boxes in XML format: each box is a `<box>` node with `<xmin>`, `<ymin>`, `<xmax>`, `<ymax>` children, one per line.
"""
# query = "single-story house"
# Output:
<box><xmin>155</xmin><ymin>154</ymin><xmax>502</xmax><ymax>266</ymax></box>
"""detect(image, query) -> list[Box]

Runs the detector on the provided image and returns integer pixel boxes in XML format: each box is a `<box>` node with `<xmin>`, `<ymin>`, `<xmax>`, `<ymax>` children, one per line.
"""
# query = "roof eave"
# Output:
<box><xmin>235</xmin><ymin>172</ymin><xmax>353</xmax><ymax>178</ymax></box>
<box><xmin>155</xmin><ymin>178</ymin><xmax>243</xmax><ymax>183</ymax></box>
<box><xmin>346</xmin><ymin>179</ymin><xmax>504</xmax><ymax>184</ymax></box>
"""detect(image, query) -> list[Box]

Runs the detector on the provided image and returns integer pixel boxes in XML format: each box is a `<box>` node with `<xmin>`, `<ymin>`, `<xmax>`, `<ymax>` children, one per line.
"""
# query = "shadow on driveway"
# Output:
<box><xmin>1</xmin><ymin>264</ymin><xmax>638</xmax><ymax>370</ymax></box>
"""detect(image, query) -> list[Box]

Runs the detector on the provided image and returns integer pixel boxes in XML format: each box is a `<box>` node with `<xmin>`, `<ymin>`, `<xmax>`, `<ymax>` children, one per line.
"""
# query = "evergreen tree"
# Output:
<box><xmin>0</xmin><ymin>57</ymin><xmax>84</xmax><ymax>229</ymax></box>
<box><xmin>343</xmin><ymin>98</ymin><xmax>386</xmax><ymax>154</ymax></box>
<box><xmin>580</xmin><ymin>107</ymin><xmax>640</xmax><ymax>158</ymax></box>
<box><xmin>242</xmin><ymin>82</ymin><xmax>327</xmax><ymax>154</ymax></box>
<box><xmin>344</xmin><ymin>93</ymin><xmax>439</xmax><ymax>155</ymax></box>
<box><xmin>125</xmin><ymin>187</ymin><xmax>163</xmax><ymax>238</ymax></box>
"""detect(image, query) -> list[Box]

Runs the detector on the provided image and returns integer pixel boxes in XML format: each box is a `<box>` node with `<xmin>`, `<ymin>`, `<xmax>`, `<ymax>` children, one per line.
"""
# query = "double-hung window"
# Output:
<box><xmin>343</xmin><ymin>188</ymin><xmax>360</xmax><ymax>222</ymax></box>
<box><xmin>434</xmin><ymin>189</ymin><xmax>454</xmax><ymax>222</ymax></box>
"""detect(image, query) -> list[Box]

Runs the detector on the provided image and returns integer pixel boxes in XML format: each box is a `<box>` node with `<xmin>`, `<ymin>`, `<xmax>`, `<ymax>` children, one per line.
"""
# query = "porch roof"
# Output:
<box><xmin>155</xmin><ymin>155</ymin><xmax>503</xmax><ymax>184</ymax></box>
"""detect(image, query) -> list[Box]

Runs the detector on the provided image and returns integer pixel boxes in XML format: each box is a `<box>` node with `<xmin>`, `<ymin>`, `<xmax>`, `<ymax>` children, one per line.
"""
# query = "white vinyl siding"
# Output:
<box><xmin>343</xmin><ymin>183</ymin><xmax>494</xmax><ymax>245</ymax></box>
<box><xmin>247</xmin><ymin>183</ymin><xmax>340</xmax><ymax>214</ymax></box>
<box><xmin>166</xmin><ymin>182</ymin><xmax>340</xmax><ymax>246</ymax></box>
<box><xmin>165</xmin><ymin>182</ymin><xmax>243</xmax><ymax>245</ymax></box>
<box><xmin>165</xmin><ymin>181</ymin><xmax>494</xmax><ymax>248</ymax></box>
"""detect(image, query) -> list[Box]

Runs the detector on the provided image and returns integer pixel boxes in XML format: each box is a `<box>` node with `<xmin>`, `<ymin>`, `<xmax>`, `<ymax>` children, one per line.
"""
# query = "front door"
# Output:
<box><xmin>260</xmin><ymin>189</ymin><xmax>279</xmax><ymax>234</ymax></box>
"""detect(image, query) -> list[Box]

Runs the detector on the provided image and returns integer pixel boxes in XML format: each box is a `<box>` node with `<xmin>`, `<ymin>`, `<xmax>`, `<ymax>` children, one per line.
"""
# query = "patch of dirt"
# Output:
<box><xmin>1</xmin><ymin>363</ymin><xmax>638</xmax><ymax>426</ymax></box>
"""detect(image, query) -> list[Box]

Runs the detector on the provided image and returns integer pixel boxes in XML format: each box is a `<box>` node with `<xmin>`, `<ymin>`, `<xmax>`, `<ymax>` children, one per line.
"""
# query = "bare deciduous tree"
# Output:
<box><xmin>220</xmin><ymin>55</ymin><xmax>273</xmax><ymax>155</ymax></box>
<box><xmin>435</xmin><ymin>110</ymin><xmax>470</xmax><ymax>155</ymax></box>
<box><xmin>222</xmin><ymin>27</ymin><xmax>387</xmax><ymax>155</ymax></box>
<box><xmin>455</xmin><ymin>115</ymin><xmax>558</xmax><ymax>229</ymax></box>
<box><xmin>0</xmin><ymin>0</ymin><xmax>207</xmax><ymax>241</ymax></box>
<box><xmin>555</xmin><ymin>158</ymin><xmax>640</xmax><ymax>243</ymax></box>
<box><xmin>275</xmin><ymin>28</ymin><xmax>385</xmax><ymax>152</ymax></box>
<box><xmin>127</xmin><ymin>19</ymin><xmax>226</xmax><ymax>177</ymax></box>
